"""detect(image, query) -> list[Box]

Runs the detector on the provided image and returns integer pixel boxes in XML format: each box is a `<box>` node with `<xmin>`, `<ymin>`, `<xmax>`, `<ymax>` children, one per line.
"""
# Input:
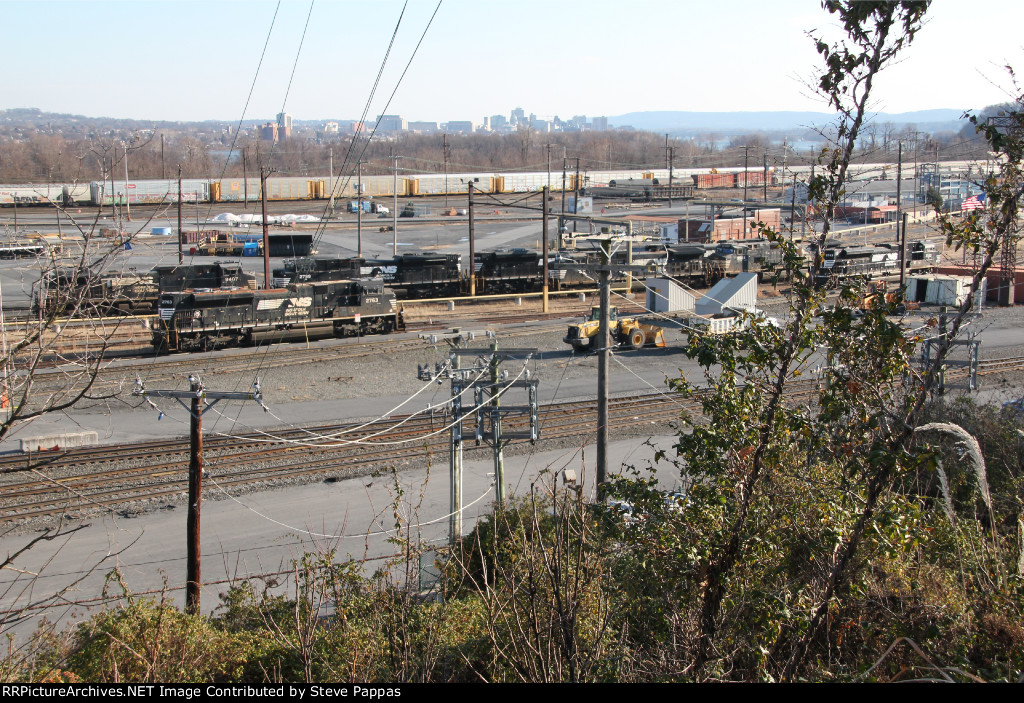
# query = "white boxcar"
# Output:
<box><xmin>410</xmin><ymin>174</ymin><xmax>493</xmax><ymax>196</ymax></box>
<box><xmin>0</xmin><ymin>183</ymin><xmax>67</xmax><ymax>206</ymax></box>
<box><xmin>90</xmin><ymin>180</ymin><xmax>207</xmax><ymax>205</ymax></box>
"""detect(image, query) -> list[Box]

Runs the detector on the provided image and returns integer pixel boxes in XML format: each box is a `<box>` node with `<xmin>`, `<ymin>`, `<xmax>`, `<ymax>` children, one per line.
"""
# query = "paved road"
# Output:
<box><xmin>0</xmin><ymin>432</ymin><xmax>680</xmax><ymax>639</ymax></box>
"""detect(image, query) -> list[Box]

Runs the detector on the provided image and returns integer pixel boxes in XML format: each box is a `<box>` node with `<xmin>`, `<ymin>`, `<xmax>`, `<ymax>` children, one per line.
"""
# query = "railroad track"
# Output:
<box><xmin>0</xmin><ymin>390</ymin><xmax>704</xmax><ymax>522</ymax></box>
<box><xmin>23</xmin><ymin>322</ymin><xmax>571</xmax><ymax>397</ymax></box>
<box><xmin>2</xmin><ymin>355</ymin><xmax>1020</xmax><ymax>524</ymax></box>
<box><xmin>7</xmin><ymin>294</ymin><xmax>644</xmax><ymax>364</ymax></box>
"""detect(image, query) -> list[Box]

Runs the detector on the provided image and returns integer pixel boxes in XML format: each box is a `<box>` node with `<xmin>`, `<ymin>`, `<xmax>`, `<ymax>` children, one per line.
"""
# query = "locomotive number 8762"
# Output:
<box><xmin>153</xmin><ymin>279</ymin><xmax>402</xmax><ymax>353</ymax></box>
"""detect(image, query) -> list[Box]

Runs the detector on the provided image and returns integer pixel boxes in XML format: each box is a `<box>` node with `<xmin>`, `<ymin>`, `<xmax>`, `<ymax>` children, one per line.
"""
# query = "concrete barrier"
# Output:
<box><xmin>21</xmin><ymin>431</ymin><xmax>99</xmax><ymax>453</ymax></box>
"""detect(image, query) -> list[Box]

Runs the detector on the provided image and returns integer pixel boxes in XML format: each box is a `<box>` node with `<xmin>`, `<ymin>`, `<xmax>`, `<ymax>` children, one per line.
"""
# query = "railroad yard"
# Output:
<box><xmin>1</xmin><ymin>192</ymin><xmax>1022</xmax><ymax>629</ymax></box>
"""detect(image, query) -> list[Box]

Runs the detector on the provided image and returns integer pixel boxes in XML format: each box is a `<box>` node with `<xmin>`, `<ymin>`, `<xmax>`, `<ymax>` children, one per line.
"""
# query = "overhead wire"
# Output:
<box><xmin>207</xmin><ymin>473</ymin><xmax>494</xmax><ymax>541</ymax></box>
<box><xmin>312</xmin><ymin>0</ymin><xmax>445</xmax><ymax>250</ymax></box>
<box><xmin>195</xmin><ymin>357</ymin><xmax>531</xmax><ymax>449</ymax></box>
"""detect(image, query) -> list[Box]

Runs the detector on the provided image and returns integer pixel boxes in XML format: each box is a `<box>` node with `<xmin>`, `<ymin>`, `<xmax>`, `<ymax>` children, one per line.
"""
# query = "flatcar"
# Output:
<box><xmin>153</xmin><ymin>279</ymin><xmax>401</xmax><ymax>353</ymax></box>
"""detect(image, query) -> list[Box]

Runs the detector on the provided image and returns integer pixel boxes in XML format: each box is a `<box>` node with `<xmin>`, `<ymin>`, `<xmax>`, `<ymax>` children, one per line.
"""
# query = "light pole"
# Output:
<box><xmin>122</xmin><ymin>141</ymin><xmax>132</xmax><ymax>222</ymax></box>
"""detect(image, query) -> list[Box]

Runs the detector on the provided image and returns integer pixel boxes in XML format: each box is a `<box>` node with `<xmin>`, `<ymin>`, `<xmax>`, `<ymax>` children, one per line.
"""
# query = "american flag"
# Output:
<box><xmin>961</xmin><ymin>194</ymin><xmax>986</xmax><ymax>211</ymax></box>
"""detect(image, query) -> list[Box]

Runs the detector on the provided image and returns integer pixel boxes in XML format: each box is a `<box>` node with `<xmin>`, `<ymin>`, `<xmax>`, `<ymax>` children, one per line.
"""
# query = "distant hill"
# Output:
<box><xmin>608</xmin><ymin>109</ymin><xmax>967</xmax><ymax>134</ymax></box>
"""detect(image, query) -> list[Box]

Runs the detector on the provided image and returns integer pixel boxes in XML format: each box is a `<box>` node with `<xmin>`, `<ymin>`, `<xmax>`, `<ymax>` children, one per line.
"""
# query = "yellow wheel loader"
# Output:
<box><xmin>563</xmin><ymin>306</ymin><xmax>666</xmax><ymax>353</ymax></box>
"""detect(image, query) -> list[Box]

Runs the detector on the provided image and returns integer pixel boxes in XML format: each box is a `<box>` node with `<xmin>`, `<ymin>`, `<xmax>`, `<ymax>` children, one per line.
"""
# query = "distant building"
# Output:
<box><xmin>445</xmin><ymin>121</ymin><xmax>475</xmax><ymax>134</ymax></box>
<box><xmin>351</xmin><ymin>121</ymin><xmax>365</xmax><ymax>134</ymax></box>
<box><xmin>510</xmin><ymin>107</ymin><xmax>525</xmax><ymax>126</ymax></box>
<box><xmin>376</xmin><ymin>114</ymin><xmax>408</xmax><ymax>133</ymax></box>
<box><xmin>323</xmin><ymin>121</ymin><xmax>339</xmax><ymax>134</ymax></box>
<box><xmin>408</xmin><ymin>121</ymin><xmax>440</xmax><ymax>133</ymax></box>
<box><xmin>260</xmin><ymin>122</ymin><xmax>279</xmax><ymax>142</ymax></box>
<box><xmin>276</xmin><ymin>112</ymin><xmax>293</xmax><ymax>139</ymax></box>
<box><xmin>491</xmin><ymin>114</ymin><xmax>508</xmax><ymax>129</ymax></box>
<box><xmin>592</xmin><ymin>116</ymin><xmax>609</xmax><ymax>131</ymax></box>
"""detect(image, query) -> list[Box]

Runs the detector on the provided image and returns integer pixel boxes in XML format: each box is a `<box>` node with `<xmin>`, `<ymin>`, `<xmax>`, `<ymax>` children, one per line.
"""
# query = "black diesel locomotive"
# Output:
<box><xmin>153</xmin><ymin>279</ymin><xmax>402</xmax><ymax>353</ymax></box>
<box><xmin>814</xmin><ymin>240</ymin><xmax>940</xmax><ymax>287</ymax></box>
<box><xmin>273</xmin><ymin>253</ymin><xmax>463</xmax><ymax>299</ymax></box>
<box><xmin>35</xmin><ymin>262</ymin><xmax>254</xmax><ymax>316</ymax></box>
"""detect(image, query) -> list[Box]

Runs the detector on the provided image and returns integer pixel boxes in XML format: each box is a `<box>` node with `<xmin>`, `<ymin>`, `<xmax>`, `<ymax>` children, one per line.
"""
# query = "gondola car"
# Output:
<box><xmin>153</xmin><ymin>280</ymin><xmax>401</xmax><ymax>353</ymax></box>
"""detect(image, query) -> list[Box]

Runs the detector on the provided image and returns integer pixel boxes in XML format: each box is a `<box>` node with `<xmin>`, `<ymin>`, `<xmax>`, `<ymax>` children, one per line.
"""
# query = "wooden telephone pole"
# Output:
<box><xmin>576</xmin><ymin>241</ymin><xmax>656</xmax><ymax>497</ymax></box>
<box><xmin>133</xmin><ymin>377</ymin><xmax>264</xmax><ymax>613</ymax></box>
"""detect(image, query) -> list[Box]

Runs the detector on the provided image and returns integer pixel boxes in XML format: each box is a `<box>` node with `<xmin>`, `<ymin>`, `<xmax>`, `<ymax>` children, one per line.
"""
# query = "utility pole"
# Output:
<box><xmin>559</xmin><ymin>157</ymin><xmax>568</xmax><ymax>243</ymax></box>
<box><xmin>185</xmin><ymin>376</ymin><xmax>202</xmax><ymax>613</ymax></box>
<box><xmin>899</xmin><ymin>212</ymin><xmax>909</xmax><ymax>290</ymax></box>
<box><xmin>177</xmin><ymin>166</ymin><xmax>183</xmax><ymax>264</ymax></box>
<box><xmin>443</xmin><ymin>133</ymin><xmax>450</xmax><ymax>209</ymax></box>
<box><xmin>123</xmin><ymin>142</ymin><xmax>131</xmax><ymax>222</ymax></box>
<box><xmin>597</xmin><ymin>241</ymin><xmax>610</xmax><ymax>492</ymax></box>
<box><xmin>542</xmin><ymin>186</ymin><xmax>549</xmax><ymax>313</ymax></box>
<box><xmin>108</xmin><ymin>157</ymin><xmax>115</xmax><ymax>219</ymax></box>
<box><xmin>161</xmin><ymin>134</ymin><xmax>165</xmax><ymax>180</ymax></box>
<box><xmin>242</xmin><ymin>150</ymin><xmax>249</xmax><ymax>211</ymax></box>
<box><xmin>328</xmin><ymin>147</ymin><xmax>334</xmax><ymax>216</ymax></box>
<box><xmin>545</xmin><ymin>143</ymin><xmax>553</xmax><ymax>193</ymax></box>
<box><xmin>132</xmin><ymin>377</ymin><xmax>264</xmax><ymax>614</ymax></box>
<box><xmin>763</xmin><ymin>150</ymin><xmax>769</xmax><ymax>202</ymax></box>
<box><xmin>742</xmin><ymin>145</ymin><xmax>750</xmax><ymax>204</ymax></box>
<box><xmin>261</xmin><ymin>167</ymin><xmax>270</xmax><ymax>288</ymax></box>
<box><xmin>420</xmin><ymin>333</ymin><xmax>538</xmax><ymax>541</ymax></box>
<box><xmin>357</xmin><ymin>160</ymin><xmax>363</xmax><ymax>258</ymax></box>
<box><xmin>803</xmin><ymin>165</ymin><xmax>813</xmax><ymax>240</ymax></box>
<box><xmin>667</xmin><ymin>135</ymin><xmax>675</xmax><ymax>206</ymax></box>
<box><xmin>468</xmin><ymin>181</ymin><xmax>476</xmax><ymax>296</ymax></box>
<box><xmin>489</xmin><ymin>340</ymin><xmax>506</xmax><ymax>504</ymax></box>
<box><xmin>392</xmin><ymin>154</ymin><xmax>401</xmax><ymax>256</ymax></box>
<box><xmin>449</xmin><ymin>351</ymin><xmax>463</xmax><ymax>543</ymax></box>
<box><xmin>895</xmin><ymin>141</ymin><xmax>903</xmax><ymax>250</ymax></box>
<box><xmin>573</xmin><ymin>157</ymin><xmax>581</xmax><ymax>233</ymax></box>
<box><xmin>790</xmin><ymin>173</ymin><xmax>797</xmax><ymax>241</ymax></box>
<box><xmin>575</xmin><ymin>247</ymin><xmax>656</xmax><ymax>499</ymax></box>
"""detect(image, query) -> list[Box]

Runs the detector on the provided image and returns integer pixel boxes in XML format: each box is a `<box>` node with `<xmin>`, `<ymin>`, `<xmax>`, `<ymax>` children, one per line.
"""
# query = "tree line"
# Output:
<box><xmin>0</xmin><ymin>112</ymin><xmax>1000</xmax><ymax>186</ymax></box>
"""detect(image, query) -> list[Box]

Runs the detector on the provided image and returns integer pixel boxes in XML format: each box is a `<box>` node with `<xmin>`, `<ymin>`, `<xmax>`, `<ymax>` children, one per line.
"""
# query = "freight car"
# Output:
<box><xmin>0</xmin><ymin>161</ymin><xmax>981</xmax><ymax>209</ymax></box>
<box><xmin>152</xmin><ymin>280</ymin><xmax>401</xmax><ymax>353</ymax></box>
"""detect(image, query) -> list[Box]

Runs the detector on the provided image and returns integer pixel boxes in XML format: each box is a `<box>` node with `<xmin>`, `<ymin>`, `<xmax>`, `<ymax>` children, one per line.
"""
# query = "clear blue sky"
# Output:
<box><xmin>1</xmin><ymin>0</ymin><xmax>1020</xmax><ymax>123</ymax></box>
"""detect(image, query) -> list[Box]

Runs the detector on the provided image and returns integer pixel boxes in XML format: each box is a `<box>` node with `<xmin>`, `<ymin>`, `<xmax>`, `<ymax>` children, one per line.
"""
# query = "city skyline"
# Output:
<box><xmin>1</xmin><ymin>1</ymin><xmax>1021</xmax><ymax>125</ymax></box>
